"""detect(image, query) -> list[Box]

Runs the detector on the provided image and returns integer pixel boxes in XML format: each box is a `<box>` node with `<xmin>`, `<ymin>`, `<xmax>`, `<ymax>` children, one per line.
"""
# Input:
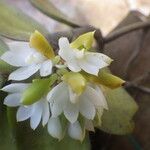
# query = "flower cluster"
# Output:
<box><xmin>0</xmin><ymin>30</ymin><xmax>123</xmax><ymax>141</ymax></box>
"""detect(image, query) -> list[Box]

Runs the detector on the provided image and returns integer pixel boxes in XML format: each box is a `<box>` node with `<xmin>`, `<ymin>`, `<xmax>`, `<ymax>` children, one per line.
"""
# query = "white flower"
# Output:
<box><xmin>47</xmin><ymin>82</ymin><xmax>108</xmax><ymax>124</ymax></box>
<box><xmin>1</xmin><ymin>42</ymin><xmax>53</xmax><ymax>81</ymax></box>
<box><xmin>58</xmin><ymin>37</ymin><xmax>112</xmax><ymax>76</ymax></box>
<box><xmin>2</xmin><ymin>83</ymin><xmax>50</xmax><ymax>129</ymax></box>
<box><xmin>47</xmin><ymin>113</ymin><xmax>95</xmax><ymax>141</ymax></box>
<box><xmin>47</xmin><ymin>117</ymin><xmax>85</xmax><ymax>141</ymax></box>
<box><xmin>47</xmin><ymin>81</ymin><xmax>105</xmax><ymax>140</ymax></box>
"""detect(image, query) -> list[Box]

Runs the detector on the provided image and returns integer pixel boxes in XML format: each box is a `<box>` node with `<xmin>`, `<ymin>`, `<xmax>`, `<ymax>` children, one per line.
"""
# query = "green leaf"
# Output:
<box><xmin>30</xmin><ymin>0</ymin><xmax>79</xmax><ymax>28</ymax></box>
<box><xmin>0</xmin><ymin>39</ymin><xmax>16</xmax><ymax>73</ymax></box>
<box><xmin>7</xmin><ymin>108</ymin><xmax>90</xmax><ymax>150</ymax></box>
<box><xmin>99</xmin><ymin>87</ymin><xmax>138</xmax><ymax>135</ymax></box>
<box><xmin>71</xmin><ymin>31</ymin><xmax>95</xmax><ymax>50</ymax></box>
<box><xmin>0</xmin><ymin>92</ymin><xmax>17</xmax><ymax>150</ymax></box>
<box><xmin>22</xmin><ymin>75</ymin><xmax>57</xmax><ymax>105</ymax></box>
<box><xmin>0</xmin><ymin>1</ymin><xmax>47</xmax><ymax>41</ymax></box>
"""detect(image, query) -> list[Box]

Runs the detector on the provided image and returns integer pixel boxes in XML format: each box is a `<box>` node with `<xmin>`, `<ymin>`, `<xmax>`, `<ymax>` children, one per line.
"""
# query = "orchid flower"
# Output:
<box><xmin>2</xmin><ymin>83</ymin><xmax>50</xmax><ymax>129</ymax></box>
<box><xmin>58</xmin><ymin>36</ymin><xmax>112</xmax><ymax>76</ymax></box>
<box><xmin>1</xmin><ymin>31</ymin><xmax>55</xmax><ymax>81</ymax></box>
<box><xmin>47</xmin><ymin>81</ymin><xmax>107</xmax><ymax>124</ymax></box>
<box><xmin>46</xmin><ymin>72</ymin><xmax>108</xmax><ymax>141</ymax></box>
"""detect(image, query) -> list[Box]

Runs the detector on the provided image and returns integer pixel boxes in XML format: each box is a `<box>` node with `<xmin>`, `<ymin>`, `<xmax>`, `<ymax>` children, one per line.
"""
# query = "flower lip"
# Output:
<box><xmin>74</xmin><ymin>49</ymin><xmax>85</xmax><ymax>59</ymax></box>
<box><xmin>25</xmin><ymin>51</ymin><xmax>47</xmax><ymax>64</ymax></box>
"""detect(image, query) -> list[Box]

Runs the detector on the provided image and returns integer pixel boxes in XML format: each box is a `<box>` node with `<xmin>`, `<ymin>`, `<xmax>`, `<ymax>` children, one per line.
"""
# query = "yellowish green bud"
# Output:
<box><xmin>30</xmin><ymin>30</ymin><xmax>55</xmax><ymax>59</ymax></box>
<box><xmin>21</xmin><ymin>74</ymin><xmax>57</xmax><ymax>105</ymax></box>
<box><xmin>82</xmin><ymin>69</ymin><xmax>125</xmax><ymax>89</ymax></box>
<box><xmin>70</xmin><ymin>31</ymin><xmax>95</xmax><ymax>50</ymax></box>
<box><xmin>62</xmin><ymin>72</ymin><xmax>87</xmax><ymax>95</ymax></box>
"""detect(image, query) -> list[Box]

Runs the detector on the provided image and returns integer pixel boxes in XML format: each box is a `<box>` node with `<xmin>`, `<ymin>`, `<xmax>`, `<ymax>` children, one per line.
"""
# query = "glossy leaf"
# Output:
<box><xmin>99</xmin><ymin>87</ymin><xmax>138</xmax><ymax>135</ymax></box>
<box><xmin>0</xmin><ymin>39</ymin><xmax>16</xmax><ymax>73</ymax></box>
<box><xmin>7</xmin><ymin>108</ymin><xmax>90</xmax><ymax>150</ymax></box>
<box><xmin>71</xmin><ymin>31</ymin><xmax>95</xmax><ymax>50</ymax></box>
<box><xmin>0</xmin><ymin>1</ymin><xmax>47</xmax><ymax>41</ymax></box>
<box><xmin>30</xmin><ymin>0</ymin><xmax>79</xmax><ymax>27</ymax></box>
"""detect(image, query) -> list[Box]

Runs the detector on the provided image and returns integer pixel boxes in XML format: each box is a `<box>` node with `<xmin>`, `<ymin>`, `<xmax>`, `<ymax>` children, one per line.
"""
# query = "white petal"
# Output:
<box><xmin>40</xmin><ymin>60</ymin><xmax>53</xmax><ymax>77</ymax></box>
<box><xmin>1</xmin><ymin>42</ymin><xmax>34</xmax><ymax>67</ymax></box>
<box><xmin>68</xmin><ymin>121</ymin><xmax>83</xmax><ymax>141</ymax></box>
<box><xmin>83</xmin><ymin>86</ymin><xmax>108</xmax><ymax>109</ymax></box>
<box><xmin>47</xmin><ymin>82</ymin><xmax>68</xmax><ymax>101</ymax></box>
<box><xmin>59</xmin><ymin>37</ymin><xmax>70</xmax><ymax>50</ymax></box>
<box><xmin>79</xmin><ymin>95</ymin><xmax>96</xmax><ymax>120</ymax></box>
<box><xmin>67</xmin><ymin>61</ymin><xmax>81</xmax><ymax>72</ymax></box>
<box><xmin>1</xmin><ymin>83</ymin><xmax>30</xmax><ymax>93</ymax></box>
<box><xmin>50</xmin><ymin>100</ymin><xmax>63</xmax><ymax>118</ymax></box>
<box><xmin>8</xmin><ymin>42</ymin><xmax>34</xmax><ymax>53</ymax></box>
<box><xmin>85</xmin><ymin>52</ymin><xmax>112</xmax><ymax>67</ymax></box>
<box><xmin>58</xmin><ymin>37</ymin><xmax>73</xmax><ymax>61</ymax></box>
<box><xmin>47</xmin><ymin>82</ymin><xmax>68</xmax><ymax>117</ymax></box>
<box><xmin>4</xmin><ymin>93</ymin><xmax>21</xmax><ymax>106</ymax></box>
<box><xmin>94</xmin><ymin>86</ymin><xmax>108</xmax><ymax>109</ymax></box>
<box><xmin>68</xmin><ymin>86</ymin><xmax>79</xmax><ymax>104</ymax></box>
<box><xmin>78</xmin><ymin>59</ymin><xmax>100</xmax><ymax>76</ymax></box>
<box><xmin>1</xmin><ymin>51</ymin><xmax>26</xmax><ymax>67</ymax></box>
<box><xmin>48</xmin><ymin>117</ymin><xmax>63</xmax><ymax>140</ymax></box>
<box><xmin>47</xmin><ymin>82</ymin><xmax>69</xmax><ymax>117</ymax></box>
<box><xmin>93</xmin><ymin>52</ymin><xmax>112</xmax><ymax>64</ymax></box>
<box><xmin>9</xmin><ymin>64</ymin><xmax>40</xmax><ymax>81</ymax></box>
<box><xmin>30</xmin><ymin>101</ymin><xmax>43</xmax><ymax>130</ymax></box>
<box><xmin>26</xmin><ymin>51</ymin><xmax>46</xmax><ymax>64</ymax></box>
<box><xmin>42</xmin><ymin>101</ymin><xmax>50</xmax><ymax>126</ymax></box>
<box><xmin>17</xmin><ymin>106</ymin><xmax>34</xmax><ymax>121</ymax></box>
<box><xmin>58</xmin><ymin>37</ymin><xmax>81</xmax><ymax>72</ymax></box>
<box><xmin>64</xmin><ymin>101</ymin><xmax>79</xmax><ymax>123</ymax></box>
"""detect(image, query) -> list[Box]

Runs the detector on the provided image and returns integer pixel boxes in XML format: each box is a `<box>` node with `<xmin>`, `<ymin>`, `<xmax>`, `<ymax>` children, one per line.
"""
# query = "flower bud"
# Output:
<box><xmin>21</xmin><ymin>74</ymin><xmax>57</xmax><ymax>105</ymax></box>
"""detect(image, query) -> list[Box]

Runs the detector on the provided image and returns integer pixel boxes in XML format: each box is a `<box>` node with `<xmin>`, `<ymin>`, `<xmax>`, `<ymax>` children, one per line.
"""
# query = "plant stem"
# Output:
<box><xmin>104</xmin><ymin>21</ymin><xmax>150</xmax><ymax>43</ymax></box>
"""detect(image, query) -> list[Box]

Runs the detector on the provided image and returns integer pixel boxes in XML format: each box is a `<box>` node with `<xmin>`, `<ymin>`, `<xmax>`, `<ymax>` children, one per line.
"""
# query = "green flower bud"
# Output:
<box><xmin>21</xmin><ymin>74</ymin><xmax>57</xmax><ymax>105</ymax></box>
<box><xmin>82</xmin><ymin>69</ymin><xmax>125</xmax><ymax>89</ymax></box>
